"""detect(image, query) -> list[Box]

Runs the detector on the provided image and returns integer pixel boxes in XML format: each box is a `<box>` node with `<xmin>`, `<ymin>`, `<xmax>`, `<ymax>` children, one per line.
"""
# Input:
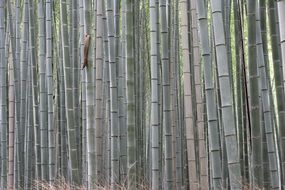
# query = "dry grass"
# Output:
<box><xmin>34</xmin><ymin>177</ymin><xmax>150</xmax><ymax>190</ymax></box>
<box><xmin>242</xmin><ymin>184</ymin><xmax>263</xmax><ymax>190</ymax></box>
<box><xmin>35</xmin><ymin>177</ymin><xmax>265</xmax><ymax>190</ymax></box>
<box><xmin>34</xmin><ymin>177</ymin><xmax>85</xmax><ymax>190</ymax></box>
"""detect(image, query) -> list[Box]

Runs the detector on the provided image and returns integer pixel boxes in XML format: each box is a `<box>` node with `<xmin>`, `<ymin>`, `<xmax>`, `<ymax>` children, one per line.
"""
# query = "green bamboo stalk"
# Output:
<box><xmin>19</xmin><ymin>0</ymin><xmax>29</xmax><ymax>187</ymax></box>
<box><xmin>102</xmin><ymin>13</ymin><xmax>111</xmax><ymax>179</ymax></box>
<box><xmin>224</xmin><ymin>0</ymin><xmax>235</xmax><ymax>118</ymax></box>
<box><xmin>260</xmin><ymin>2</ymin><xmax>274</xmax><ymax>150</ymax></box>
<box><xmin>139</xmin><ymin>3</ymin><xmax>147</xmax><ymax>181</ymax></box>
<box><xmin>105</xmin><ymin>0</ymin><xmax>120</xmax><ymax>186</ymax></box>
<box><xmin>60</xmin><ymin>0</ymin><xmax>80</xmax><ymax>184</ymax></box>
<box><xmin>95</xmin><ymin>0</ymin><xmax>104</xmax><ymax>185</ymax></box>
<box><xmin>119</xmin><ymin>0</ymin><xmax>127</xmax><ymax>184</ymax></box>
<box><xmin>233</xmin><ymin>0</ymin><xmax>244</xmax><ymax>185</ymax></box>
<box><xmin>277</xmin><ymin>1</ymin><xmax>285</xmax><ymax>186</ymax></box>
<box><xmin>8</xmin><ymin>47</ymin><xmax>15</xmax><ymax>190</ymax></box>
<box><xmin>102</xmin><ymin>7</ymin><xmax>112</xmax><ymax>182</ymax></box>
<box><xmin>173</xmin><ymin>1</ymin><xmax>183</xmax><ymax>188</ymax></box>
<box><xmin>46</xmin><ymin>0</ymin><xmax>56</xmax><ymax>183</ymax></box>
<box><xmin>79</xmin><ymin>0</ymin><xmax>87</xmax><ymax>184</ymax></box>
<box><xmin>83</xmin><ymin>0</ymin><xmax>96</xmax><ymax>187</ymax></box>
<box><xmin>159</xmin><ymin>1</ymin><xmax>173</xmax><ymax>189</ymax></box>
<box><xmin>169</xmin><ymin>2</ymin><xmax>177</xmax><ymax>187</ymax></box>
<box><xmin>212</xmin><ymin>23</ymin><xmax>229</xmax><ymax>189</ymax></box>
<box><xmin>28</xmin><ymin>0</ymin><xmax>40</xmax><ymax>182</ymax></box>
<box><xmin>0</xmin><ymin>0</ymin><xmax>7</xmax><ymax>188</ymax></box>
<box><xmin>38</xmin><ymin>0</ymin><xmax>48</xmax><ymax>182</ymax></box>
<box><xmin>180</xmin><ymin>0</ymin><xmax>199</xmax><ymax>189</ymax></box>
<box><xmin>14</xmin><ymin>0</ymin><xmax>21</xmax><ymax>184</ymax></box>
<box><xmin>156</xmin><ymin>0</ymin><xmax>163</xmax><ymax>186</ymax></box>
<box><xmin>268</xmin><ymin>1</ymin><xmax>285</xmax><ymax>186</ymax></box>
<box><xmin>126</xmin><ymin>0</ymin><xmax>137</xmax><ymax>189</ymax></box>
<box><xmin>58</xmin><ymin>31</ymin><xmax>68</xmax><ymax>180</ymax></box>
<box><xmin>6</xmin><ymin>2</ymin><xmax>18</xmax><ymax>137</ymax></box>
<box><xmin>24</xmin><ymin>53</ymin><xmax>33</xmax><ymax>189</ymax></box>
<box><xmin>196</xmin><ymin>0</ymin><xmax>222</xmax><ymax>188</ymax></box>
<box><xmin>190</xmin><ymin>0</ymin><xmax>209</xmax><ymax>188</ymax></box>
<box><xmin>71</xmin><ymin>0</ymin><xmax>81</xmax><ymax>178</ymax></box>
<box><xmin>15</xmin><ymin>1</ymin><xmax>21</xmax><ymax>147</ymax></box>
<box><xmin>149</xmin><ymin>0</ymin><xmax>160</xmax><ymax>188</ymax></box>
<box><xmin>52</xmin><ymin>23</ymin><xmax>59</xmax><ymax>183</ymax></box>
<box><xmin>209</xmin><ymin>0</ymin><xmax>242</xmax><ymax>188</ymax></box>
<box><xmin>248</xmin><ymin>0</ymin><xmax>263</xmax><ymax>187</ymax></box>
<box><xmin>256</xmin><ymin>2</ymin><xmax>280</xmax><ymax>188</ymax></box>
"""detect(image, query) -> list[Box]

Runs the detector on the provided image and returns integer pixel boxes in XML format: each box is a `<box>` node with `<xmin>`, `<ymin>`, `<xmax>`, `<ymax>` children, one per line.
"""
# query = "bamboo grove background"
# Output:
<box><xmin>0</xmin><ymin>0</ymin><xmax>285</xmax><ymax>189</ymax></box>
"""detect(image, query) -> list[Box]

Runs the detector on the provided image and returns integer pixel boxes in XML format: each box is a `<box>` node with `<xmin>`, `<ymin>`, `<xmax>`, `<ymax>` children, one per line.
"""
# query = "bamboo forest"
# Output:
<box><xmin>1</xmin><ymin>0</ymin><xmax>285</xmax><ymax>189</ymax></box>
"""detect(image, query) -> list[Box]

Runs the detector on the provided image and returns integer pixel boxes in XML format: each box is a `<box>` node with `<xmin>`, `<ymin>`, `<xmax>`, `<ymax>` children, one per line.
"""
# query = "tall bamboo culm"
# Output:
<box><xmin>0</xmin><ymin>1</ymin><xmax>284</xmax><ymax>189</ymax></box>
